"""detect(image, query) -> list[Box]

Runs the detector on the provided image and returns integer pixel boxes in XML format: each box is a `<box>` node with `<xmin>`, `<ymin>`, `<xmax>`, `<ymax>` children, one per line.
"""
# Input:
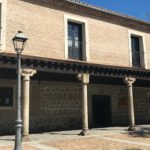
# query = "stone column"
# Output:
<box><xmin>21</xmin><ymin>69</ymin><xmax>36</xmax><ymax>136</ymax></box>
<box><xmin>124</xmin><ymin>77</ymin><xmax>136</xmax><ymax>131</ymax></box>
<box><xmin>77</xmin><ymin>73</ymin><xmax>89</xmax><ymax>135</ymax></box>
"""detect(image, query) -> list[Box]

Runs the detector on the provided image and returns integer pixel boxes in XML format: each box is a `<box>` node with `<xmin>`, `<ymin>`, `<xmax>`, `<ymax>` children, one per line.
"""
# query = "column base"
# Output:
<box><xmin>128</xmin><ymin>125</ymin><xmax>138</xmax><ymax>131</ymax></box>
<box><xmin>22</xmin><ymin>135</ymin><xmax>30</xmax><ymax>142</ymax></box>
<box><xmin>79</xmin><ymin>129</ymin><xmax>90</xmax><ymax>136</ymax></box>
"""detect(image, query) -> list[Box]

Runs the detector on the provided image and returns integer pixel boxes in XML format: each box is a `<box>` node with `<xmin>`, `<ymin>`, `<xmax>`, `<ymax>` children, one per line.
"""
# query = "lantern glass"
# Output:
<box><xmin>12</xmin><ymin>31</ymin><xmax>28</xmax><ymax>53</ymax></box>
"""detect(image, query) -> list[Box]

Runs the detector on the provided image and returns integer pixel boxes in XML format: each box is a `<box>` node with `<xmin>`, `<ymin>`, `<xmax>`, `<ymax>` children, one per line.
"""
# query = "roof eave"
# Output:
<box><xmin>64</xmin><ymin>0</ymin><xmax>150</xmax><ymax>26</ymax></box>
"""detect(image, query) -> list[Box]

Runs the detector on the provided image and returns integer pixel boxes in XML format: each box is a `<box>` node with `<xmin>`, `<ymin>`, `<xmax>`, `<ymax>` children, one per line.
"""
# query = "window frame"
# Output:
<box><xmin>0</xmin><ymin>84</ymin><xmax>16</xmax><ymax>109</ymax></box>
<box><xmin>68</xmin><ymin>21</ymin><xmax>83</xmax><ymax>60</ymax></box>
<box><xmin>64</xmin><ymin>14</ymin><xmax>89</xmax><ymax>61</ymax></box>
<box><xmin>128</xmin><ymin>30</ymin><xmax>147</xmax><ymax>69</ymax></box>
<box><xmin>131</xmin><ymin>35</ymin><xmax>141</xmax><ymax>67</ymax></box>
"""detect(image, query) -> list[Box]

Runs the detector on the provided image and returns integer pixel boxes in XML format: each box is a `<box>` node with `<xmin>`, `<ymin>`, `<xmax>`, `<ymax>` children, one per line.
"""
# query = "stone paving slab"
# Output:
<box><xmin>106</xmin><ymin>133</ymin><xmax>150</xmax><ymax>144</ymax></box>
<box><xmin>42</xmin><ymin>137</ymin><xmax>150</xmax><ymax>150</ymax></box>
<box><xmin>0</xmin><ymin>145</ymin><xmax>40</xmax><ymax>150</ymax></box>
<box><xmin>98</xmin><ymin>136</ymin><xmax>150</xmax><ymax>147</ymax></box>
<box><xmin>0</xmin><ymin>126</ymin><xmax>150</xmax><ymax>150</ymax></box>
<box><xmin>29</xmin><ymin>143</ymin><xmax>59</xmax><ymax>150</ymax></box>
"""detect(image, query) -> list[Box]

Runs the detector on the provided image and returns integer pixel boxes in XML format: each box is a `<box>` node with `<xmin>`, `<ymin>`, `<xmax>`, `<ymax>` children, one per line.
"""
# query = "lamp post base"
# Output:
<box><xmin>14</xmin><ymin>127</ymin><xmax>22</xmax><ymax>150</ymax></box>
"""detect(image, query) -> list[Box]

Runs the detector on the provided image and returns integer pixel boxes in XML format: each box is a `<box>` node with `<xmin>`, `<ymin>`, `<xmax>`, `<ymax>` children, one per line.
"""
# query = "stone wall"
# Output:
<box><xmin>133</xmin><ymin>88</ymin><xmax>150</xmax><ymax>124</ymax></box>
<box><xmin>0</xmin><ymin>79</ymin><xmax>150</xmax><ymax>135</ymax></box>
<box><xmin>29</xmin><ymin>81</ymin><xmax>82</xmax><ymax>133</ymax></box>
<box><xmin>88</xmin><ymin>84</ymin><xmax>150</xmax><ymax>126</ymax></box>
<box><xmin>88</xmin><ymin>84</ymin><xmax>129</xmax><ymax>126</ymax></box>
<box><xmin>0</xmin><ymin>79</ymin><xmax>16</xmax><ymax>135</ymax></box>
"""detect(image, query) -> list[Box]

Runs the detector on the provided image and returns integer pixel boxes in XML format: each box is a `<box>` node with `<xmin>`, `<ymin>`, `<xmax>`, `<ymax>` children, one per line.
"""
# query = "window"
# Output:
<box><xmin>64</xmin><ymin>15</ymin><xmax>89</xmax><ymax>61</ymax></box>
<box><xmin>129</xmin><ymin>30</ymin><xmax>147</xmax><ymax>68</ymax></box>
<box><xmin>68</xmin><ymin>22</ymin><xmax>83</xmax><ymax>60</ymax></box>
<box><xmin>0</xmin><ymin>87</ymin><xmax>13</xmax><ymax>107</ymax></box>
<box><xmin>131</xmin><ymin>36</ymin><xmax>141</xmax><ymax>67</ymax></box>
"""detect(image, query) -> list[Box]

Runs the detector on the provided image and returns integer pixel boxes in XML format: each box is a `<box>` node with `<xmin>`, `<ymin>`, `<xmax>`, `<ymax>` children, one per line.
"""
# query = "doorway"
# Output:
<box><xmin>92</xmin><ymin>95</ymin><xmax>111</xmax><ymax>127</ymax></box>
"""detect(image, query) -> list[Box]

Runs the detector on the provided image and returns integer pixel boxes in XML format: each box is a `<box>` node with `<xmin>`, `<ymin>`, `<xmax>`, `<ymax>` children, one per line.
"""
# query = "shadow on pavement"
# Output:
<box><xmin>129</xmin><ymin>127</ymin><xmax>150</xmax><ymax>138</ymax></box>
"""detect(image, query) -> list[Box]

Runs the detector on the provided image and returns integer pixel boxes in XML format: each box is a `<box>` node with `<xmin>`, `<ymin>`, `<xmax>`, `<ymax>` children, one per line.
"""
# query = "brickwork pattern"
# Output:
<box><xmin>4</xmin><ymin>0</ymin><xmax>150</xmax><ymax>68</ymax></box>
<box><xmin>6</xmin><ymin>0</ymin><xmax>65</xmax><ymax>59</ymax></box>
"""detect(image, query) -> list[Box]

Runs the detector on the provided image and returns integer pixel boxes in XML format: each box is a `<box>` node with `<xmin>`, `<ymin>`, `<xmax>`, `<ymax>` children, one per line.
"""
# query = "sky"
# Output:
<box><xmin>80</xmin><ymin>0</ymin><xmax>150</xmax><ymax>21</ymax></box>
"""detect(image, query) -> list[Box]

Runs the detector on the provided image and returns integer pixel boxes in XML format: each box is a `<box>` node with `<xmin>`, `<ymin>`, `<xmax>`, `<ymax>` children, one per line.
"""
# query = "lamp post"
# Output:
<box><xmin>12</xmin><ymin>31</ymin><xmax>28</xmax><ymax>150</ymax></box>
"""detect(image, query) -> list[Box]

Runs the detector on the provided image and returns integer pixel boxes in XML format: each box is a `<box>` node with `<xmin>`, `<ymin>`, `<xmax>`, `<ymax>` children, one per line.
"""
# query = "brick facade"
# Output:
<box><xmin>4</xmin><ymin>0</ymin><xmax>150</xmax><ymax>68</ymax></box>
<box><xmin>0</xmin><ymin>0</ymin><xmax>150</xmax><ymax>135</ymax></box>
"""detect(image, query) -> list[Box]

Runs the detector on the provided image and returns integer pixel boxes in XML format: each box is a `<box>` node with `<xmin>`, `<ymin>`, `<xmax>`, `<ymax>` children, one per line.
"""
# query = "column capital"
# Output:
<box><xmin>124</xmin><ymin>77</ymin><xmax>136</xmax><ymax>86</ymax></box>
<box><xmin>77</xmin><ymin>73</ymin><xmax>89</xmax><ymax>84</ymax></box>
<box><xmin>21</xmin><ymin>69</ymin><xmax>36</xmax><ymax>77</ymax></box>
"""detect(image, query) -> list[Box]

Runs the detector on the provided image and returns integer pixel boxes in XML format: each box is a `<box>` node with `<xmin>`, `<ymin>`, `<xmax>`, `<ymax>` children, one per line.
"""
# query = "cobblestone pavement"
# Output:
<box><xmin>0</xmin><ymin>125</ymin><xmax>150</xmax><ymax>150</ymax></box>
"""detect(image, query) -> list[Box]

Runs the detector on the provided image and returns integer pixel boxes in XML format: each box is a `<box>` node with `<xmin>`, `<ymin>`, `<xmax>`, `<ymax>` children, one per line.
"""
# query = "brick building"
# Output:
<box><xmin>0</xmin><ymin>0</ymin><xmax>150</xmax><ymax>135</ymax></box>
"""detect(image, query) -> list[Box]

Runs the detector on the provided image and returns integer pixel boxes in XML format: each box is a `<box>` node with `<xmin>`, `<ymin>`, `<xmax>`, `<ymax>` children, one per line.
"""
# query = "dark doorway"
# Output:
<box><xmin>92</xmin><ymin>95</ymin><xmax>111</xmax><ymax>127</ymax></box>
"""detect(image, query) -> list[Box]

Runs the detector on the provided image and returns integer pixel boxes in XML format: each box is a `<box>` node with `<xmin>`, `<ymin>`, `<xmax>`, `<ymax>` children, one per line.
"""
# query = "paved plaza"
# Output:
<box><xmin>0</xmin><ymin>125</ymin><xmax>150</xmax><ymax>150</ymax></box>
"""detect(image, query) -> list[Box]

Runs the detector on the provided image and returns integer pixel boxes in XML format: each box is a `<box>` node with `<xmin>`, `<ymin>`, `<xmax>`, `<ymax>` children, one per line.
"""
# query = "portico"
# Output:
<box><xmin>0</xmin><ymin>54</ymin><xmax>150</xmax><ymax>135</ymax></box>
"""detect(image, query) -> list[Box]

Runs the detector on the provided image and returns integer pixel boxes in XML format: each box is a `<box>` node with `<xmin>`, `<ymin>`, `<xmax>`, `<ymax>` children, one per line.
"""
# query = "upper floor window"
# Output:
<box><xmin>0</xmin><ymin>86</ymin><xmax>13</xmax><ymax>107</ymax></box>
<box><xmin>64</xmin><ymin>15</ymin><xmax>89</xmax><ymax>61</ymax></box>
<box><xmin>68</xmin><ymin>22</ymin><xmax>83</xmax><ymax>60</ymax></box>
<box><xmin>131</xmin><ymin>36</ymin><xmax>141</xmax><ymax>67</ymax></box>
<box><xmin>129</xmin><ymin>30</ymin><xmax>147</xmax><ymax>68</ymax></box>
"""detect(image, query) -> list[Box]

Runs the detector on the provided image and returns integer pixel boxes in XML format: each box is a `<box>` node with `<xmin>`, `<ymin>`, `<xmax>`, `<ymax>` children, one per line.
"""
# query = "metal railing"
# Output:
<box><xmin>68</xmin><ymin>39</ymin><xmax>83</xmax><ymax>60</ymax></box>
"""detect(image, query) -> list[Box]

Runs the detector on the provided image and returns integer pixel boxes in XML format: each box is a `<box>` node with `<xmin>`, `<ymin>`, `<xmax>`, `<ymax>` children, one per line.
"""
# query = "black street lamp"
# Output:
<box><xmin>12</xmin><ymin>31</ymin><xmax>28</xmax><ymax>150</ymax></box>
